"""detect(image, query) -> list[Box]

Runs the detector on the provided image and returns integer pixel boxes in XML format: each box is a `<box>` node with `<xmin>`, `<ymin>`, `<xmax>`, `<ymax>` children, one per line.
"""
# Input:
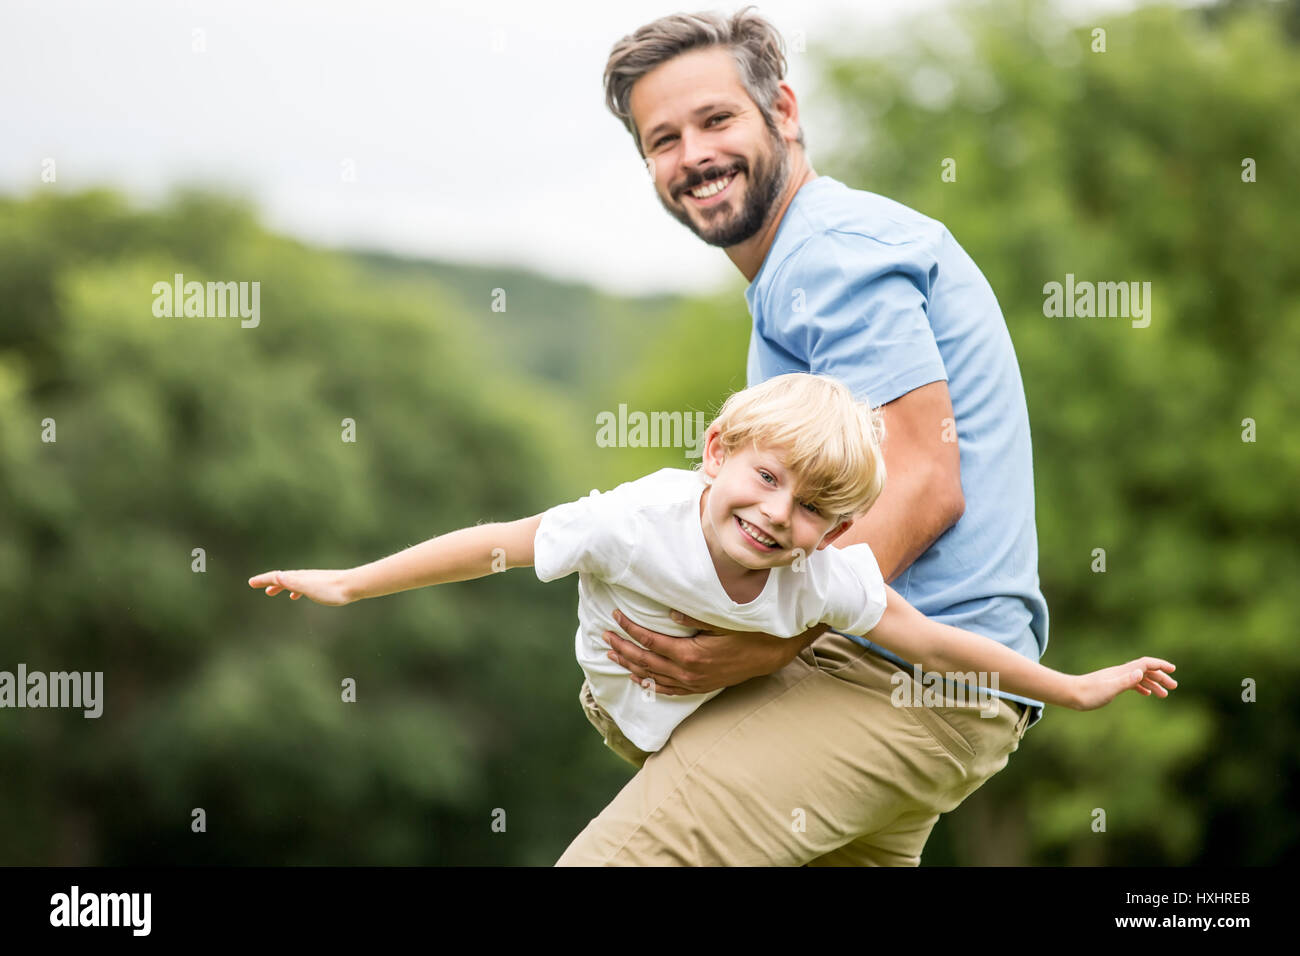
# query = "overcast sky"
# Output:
<box><xmin>4</xmin><ymin>0</ymin><xmax>1161</xmax><ymax>296</ymax></box>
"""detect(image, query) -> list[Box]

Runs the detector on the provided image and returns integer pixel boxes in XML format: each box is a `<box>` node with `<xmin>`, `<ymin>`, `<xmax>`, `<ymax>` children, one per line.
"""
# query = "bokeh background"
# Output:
<box><xmin>2</xmin><ymin>0</ymin><xmax>1297</xmax><ymax>865</ymax></box>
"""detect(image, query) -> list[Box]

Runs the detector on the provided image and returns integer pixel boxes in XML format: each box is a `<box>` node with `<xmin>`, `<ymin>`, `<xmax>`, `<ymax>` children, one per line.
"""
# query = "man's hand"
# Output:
<box><xmin>603</xmin><ymin>609</ymin><xmax>827</xmax><ymax>696</ymax></box>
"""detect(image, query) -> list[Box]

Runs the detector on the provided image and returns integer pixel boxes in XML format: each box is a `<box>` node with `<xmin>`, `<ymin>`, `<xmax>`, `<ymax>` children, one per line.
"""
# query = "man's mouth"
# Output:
<box><xmin>736</xmin><ymin>515</ymin><xmax>780</xmax><ymax>550</ymax></box>
<box><xmin>685</xmin><ymin>172</ymin><xmax>738</xmax><ymax>206</ymax></box>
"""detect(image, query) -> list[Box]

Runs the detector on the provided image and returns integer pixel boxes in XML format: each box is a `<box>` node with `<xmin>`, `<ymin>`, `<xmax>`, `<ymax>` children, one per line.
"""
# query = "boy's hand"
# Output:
<box><xmin>1073</xmin><ymin>657</ymin><xmax>1177</xmax><ymax>710</ymax></box>
<box><xmin>248</xmin><ymin>570</ymin><xmax>353</xmax><ymax>607</ymax></box>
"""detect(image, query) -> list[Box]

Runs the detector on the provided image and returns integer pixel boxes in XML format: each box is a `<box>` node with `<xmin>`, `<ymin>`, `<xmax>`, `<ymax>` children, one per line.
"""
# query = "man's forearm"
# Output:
<box><xmin>834</xmin><ymin>464</ymin><xmax>962</xmax><ymax>581</ymax></box>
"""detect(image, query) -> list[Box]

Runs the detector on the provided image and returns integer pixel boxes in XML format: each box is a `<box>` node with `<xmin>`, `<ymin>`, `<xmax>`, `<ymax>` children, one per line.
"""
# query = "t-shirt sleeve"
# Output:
<box><xmin>822</xmin><ymin>543</ymin><xmax>889</xmax><ymax>636</ymax></box>
<box><xmin>533</xmin><ymin>484</ymin><xmax>637</xmax><ymax>583</ymax></box>
<box><xmin>765</xmin><ymin>231</ymin><xmax>948</xmax><ymax>407</ymax></box>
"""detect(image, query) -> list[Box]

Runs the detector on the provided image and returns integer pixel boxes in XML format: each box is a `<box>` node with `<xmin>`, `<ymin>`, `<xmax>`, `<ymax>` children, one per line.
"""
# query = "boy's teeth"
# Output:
<box><xmin>740</xmin><ymin>518</ymin><xmax>777</xmax><ymax>546</ymax></box>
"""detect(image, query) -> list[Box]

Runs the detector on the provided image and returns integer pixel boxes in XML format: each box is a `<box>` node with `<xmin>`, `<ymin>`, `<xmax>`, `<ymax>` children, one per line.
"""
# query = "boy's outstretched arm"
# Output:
<box><xmin>868</xmin><ymin>584</ymin><xmax>1176</xmax><ymax>711</ymax></box>
<box><xmin>248</xmin><ymin>514</ymin><xmax>542</xmax><ymax>605</ymax></box>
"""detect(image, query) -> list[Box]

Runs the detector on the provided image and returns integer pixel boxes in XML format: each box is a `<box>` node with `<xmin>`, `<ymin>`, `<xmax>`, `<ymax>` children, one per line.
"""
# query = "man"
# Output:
<box><xmin>557</xmin><ymin>7</ymin><xmax>1049</xmax><ymax>865</ymax></box>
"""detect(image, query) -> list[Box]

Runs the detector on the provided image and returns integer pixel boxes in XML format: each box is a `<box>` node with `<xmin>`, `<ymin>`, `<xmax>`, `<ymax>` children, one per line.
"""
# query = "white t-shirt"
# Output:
<box><xmin>533</xmin><ymin>467</ymin><xmax>889</xmax><ymax>753</ymax></box>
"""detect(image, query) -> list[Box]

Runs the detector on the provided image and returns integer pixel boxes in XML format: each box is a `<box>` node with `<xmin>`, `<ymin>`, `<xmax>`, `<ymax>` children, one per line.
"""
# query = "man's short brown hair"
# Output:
<box><xmin>603</xmin><ymin>5</ymin><xmax>806</xmax><ymax>159</ymax></box>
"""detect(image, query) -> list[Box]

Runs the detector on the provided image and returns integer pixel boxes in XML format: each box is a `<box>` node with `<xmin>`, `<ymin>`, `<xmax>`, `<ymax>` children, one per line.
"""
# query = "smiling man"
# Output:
<box><xmin>556</xmin><ymin>6</ymin><xmax>1049</xmax><ymax>866</ymax></box>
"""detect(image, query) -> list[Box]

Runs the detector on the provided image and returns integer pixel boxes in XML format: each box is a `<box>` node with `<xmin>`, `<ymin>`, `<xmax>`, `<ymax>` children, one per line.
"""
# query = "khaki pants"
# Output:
<box><xmin>559</xmin><ymin>628</ymin><xmax>1032</xmax><ymax>866</ymax></box>
<box><xmin>579</xmin><ymin>677</ymin><xmax>654</xmax><ymax>769</ymax></box>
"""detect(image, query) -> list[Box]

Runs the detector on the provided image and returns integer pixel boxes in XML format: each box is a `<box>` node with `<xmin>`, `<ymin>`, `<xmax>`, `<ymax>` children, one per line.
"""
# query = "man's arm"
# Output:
<box><xmin>833</xmin><ymin>380</ymin><xmax>964</xmax><ymax>581</ymax></box>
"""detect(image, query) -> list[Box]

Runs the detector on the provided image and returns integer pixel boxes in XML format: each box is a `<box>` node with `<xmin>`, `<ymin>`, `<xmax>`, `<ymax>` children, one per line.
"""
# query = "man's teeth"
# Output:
<box><xmin>690</xmin><ymin>174</ymin><xmax>733</xmax><ymax>198</ymax></box>
<box><xmin>739</xmin><ymin>518</ymin><xmax>778</xmax><ymax>547</ymax></box>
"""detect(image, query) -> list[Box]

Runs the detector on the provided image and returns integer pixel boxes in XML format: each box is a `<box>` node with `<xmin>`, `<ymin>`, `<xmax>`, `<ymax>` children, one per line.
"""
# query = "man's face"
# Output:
<box><xmin>629</xmin><ymin>47</ymin><xmax>792</xmax><ymax>248</ymax></box>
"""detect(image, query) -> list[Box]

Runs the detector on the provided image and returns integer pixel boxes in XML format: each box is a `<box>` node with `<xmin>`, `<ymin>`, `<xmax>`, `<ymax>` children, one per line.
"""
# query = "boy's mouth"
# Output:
<box><xmin>736</xmin><ymin>515</ymin><xmax>781</xmax><ymax>551</ymax></box>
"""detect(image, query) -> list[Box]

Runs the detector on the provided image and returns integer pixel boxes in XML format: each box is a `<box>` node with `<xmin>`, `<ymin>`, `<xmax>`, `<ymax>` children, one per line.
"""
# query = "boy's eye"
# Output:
<box><xmin>758</xmin><ymin>470</ymin><xmax>775</xmax><ymax>484</ymax></box>
<box><xmin>801</xmin><ymin>501</ymin><xmax>821</xmax><ymax>515</ymax></box>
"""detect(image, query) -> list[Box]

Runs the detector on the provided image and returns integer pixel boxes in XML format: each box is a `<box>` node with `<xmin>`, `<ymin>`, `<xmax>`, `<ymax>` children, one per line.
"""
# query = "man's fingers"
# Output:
<box><xmin>627</xmin><ymin>673</ymin><xmax>692</xmax><ymax>696</ymax></box>
<box><xmin>604</xmin><ymin>628</ymin><xmax>691</xmax><ymax>684</ymax></box>
<box><xmin>669</xmin><ymin>610</ymin><xmax>710</xmax><ymax>630</ymax></box>
<box><xmin>604</xmin><ymin>636</ymin><xmax>696</xmax><ymax>693</ymax></box>
<box><xmin>604</xmin><ymin>632</ymin><xmax>669</xmax><ymax>678</ymax></box>
<box><xmin>611</xmin><ymin>610</ymin><xmax>663</xmax><ymax>651</ymax></box>
<box><xmin>670</xmin><ymin>609</ymin><xmax>736</xmax><ymax>636</ymax></box>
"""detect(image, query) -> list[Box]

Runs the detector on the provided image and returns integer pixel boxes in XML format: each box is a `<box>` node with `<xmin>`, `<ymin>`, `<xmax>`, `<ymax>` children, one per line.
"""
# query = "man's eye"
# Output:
<box><xmin>653</xmin><ymin>115</ymin><xmax>729</xmax><ymax>150</ymax></box>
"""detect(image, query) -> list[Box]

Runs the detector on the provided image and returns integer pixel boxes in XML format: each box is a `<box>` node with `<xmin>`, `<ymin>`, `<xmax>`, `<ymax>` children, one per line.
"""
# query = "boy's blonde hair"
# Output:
<box><xmin>700</xmin><ymin>373</ymin><xmax>887</xmax><ymax>522</ymax></box>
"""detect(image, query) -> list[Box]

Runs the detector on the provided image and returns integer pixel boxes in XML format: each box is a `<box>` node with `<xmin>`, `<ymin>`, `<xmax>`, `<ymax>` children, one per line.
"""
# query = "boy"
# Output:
<box><xmin>249</xmin><ymin>374</ymin><xmax>1176</xmax><ymax>767</ymax></box>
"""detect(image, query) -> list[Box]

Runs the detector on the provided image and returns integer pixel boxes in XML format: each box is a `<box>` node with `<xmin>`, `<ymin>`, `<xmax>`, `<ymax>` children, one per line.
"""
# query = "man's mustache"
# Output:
<box><xmin>676</xmin><ymin>165</ymin><xmax>743</xmax><ymax>197</ymax></box>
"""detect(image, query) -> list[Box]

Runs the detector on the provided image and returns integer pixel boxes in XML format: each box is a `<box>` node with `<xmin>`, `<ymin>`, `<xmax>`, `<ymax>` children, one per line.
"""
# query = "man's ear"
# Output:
<box><xmin>815</xmin><ymin>518</ymin><xmax>855</xmax><ymax>550</ymax></box>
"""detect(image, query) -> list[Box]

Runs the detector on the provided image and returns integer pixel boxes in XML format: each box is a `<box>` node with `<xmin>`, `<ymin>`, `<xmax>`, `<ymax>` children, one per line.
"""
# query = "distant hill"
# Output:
<box><xmin>348</xmin><ymin>249</ymin><xmax>686</xmax><ymax>394</ymax></box>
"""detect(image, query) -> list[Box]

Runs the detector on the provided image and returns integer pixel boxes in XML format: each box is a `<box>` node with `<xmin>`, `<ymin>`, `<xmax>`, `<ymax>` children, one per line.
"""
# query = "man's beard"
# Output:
<box><xmin>660</xmin><ymin>128</ymin><xmax>791</xmax><ymax>248</ymax></box>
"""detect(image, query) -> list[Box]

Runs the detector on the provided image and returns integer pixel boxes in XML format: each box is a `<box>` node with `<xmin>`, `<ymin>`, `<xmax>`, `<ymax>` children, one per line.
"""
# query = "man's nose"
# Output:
<box><xmin>678</xmin><ymin>127</ymin><xmax>716</xmax><ymax>177</ymax></box>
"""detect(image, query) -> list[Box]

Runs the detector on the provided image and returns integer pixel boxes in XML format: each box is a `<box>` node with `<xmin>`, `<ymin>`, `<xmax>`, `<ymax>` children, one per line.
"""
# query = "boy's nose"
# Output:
<box><xmin>761</xmin><ymin>493</ymin><xmax>794</xmax><ymax>526</ymax></box>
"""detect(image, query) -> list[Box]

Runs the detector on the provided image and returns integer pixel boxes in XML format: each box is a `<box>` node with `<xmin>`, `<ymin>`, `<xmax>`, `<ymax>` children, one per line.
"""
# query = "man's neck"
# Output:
<box><xmin>726</xmin><ymin>160</ymin><xmax>819</xmax><ymax>283</ymax></box>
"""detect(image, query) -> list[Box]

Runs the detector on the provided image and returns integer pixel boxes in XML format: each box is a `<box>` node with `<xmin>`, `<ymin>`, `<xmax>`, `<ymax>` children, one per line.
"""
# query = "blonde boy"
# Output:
<box><xmin>249</xmin><ymin>374</ymin><xmax>1175</xmax><ymax>768</ymax></box>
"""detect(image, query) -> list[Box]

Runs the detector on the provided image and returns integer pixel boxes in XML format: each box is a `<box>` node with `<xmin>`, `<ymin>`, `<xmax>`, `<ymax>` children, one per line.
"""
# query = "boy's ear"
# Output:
<box><xmin>815</xmin><ymin>518</ymin><xmax>855</xmax><ymax>549</ymax></box>
<box><xmin>701</xmin><ymin>424</ymin><xmax>726</xmax><ymax>477</ymax></box>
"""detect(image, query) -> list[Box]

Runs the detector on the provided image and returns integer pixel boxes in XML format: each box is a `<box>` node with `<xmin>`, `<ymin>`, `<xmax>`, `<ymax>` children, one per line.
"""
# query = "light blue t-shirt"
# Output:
<box><xmin>745</xmin><ymin>175</ymin><xmax>1049</xmax><ymax>727</ymax></box>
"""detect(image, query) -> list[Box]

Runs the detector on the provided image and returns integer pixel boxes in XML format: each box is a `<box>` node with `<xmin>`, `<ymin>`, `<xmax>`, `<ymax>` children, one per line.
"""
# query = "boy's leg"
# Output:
<box><xmin>578</xmin><ymin>678</ymin><xmax>651</xmax><ymax>770</ymax></box>
<box><xmin>556</xmin><ymin>631</ymin><xmax>1027</xmax><ymax>866</ymax></box>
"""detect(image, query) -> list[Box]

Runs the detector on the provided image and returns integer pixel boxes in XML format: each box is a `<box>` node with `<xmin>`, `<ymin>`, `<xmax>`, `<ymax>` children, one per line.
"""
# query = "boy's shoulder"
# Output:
<box><xmin>789</xmin><ymin>541</ymin><xmax>885</xmax><ymax>588</ymax></box>
<box><xmin>600</xmin><ymin>467</ymin><xmax>705</xmax><ymax>511</ymax></box>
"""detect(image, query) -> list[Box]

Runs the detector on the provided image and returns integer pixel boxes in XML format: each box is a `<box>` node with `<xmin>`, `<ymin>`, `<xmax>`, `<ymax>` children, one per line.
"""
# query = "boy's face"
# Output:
<box><xmin>699</xmin><ymin>425</ymin><xmax>854</xmax><ymax>571</ymax></box>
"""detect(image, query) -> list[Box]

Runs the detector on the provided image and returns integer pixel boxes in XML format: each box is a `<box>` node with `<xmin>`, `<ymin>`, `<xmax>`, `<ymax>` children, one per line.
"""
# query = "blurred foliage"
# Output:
<box><xmin>0</xmin><ymin>187</ymin><xmax>646</xmax><ymax>864</ymax></box>
<box><xmin>809</xmin><ymin>0</ymin><xmax>1300</xmax><ymax>864</ymax></box>
<box><xmin>1</xmin><ymin>0</ymin><xmax>1296</xmax><ymax>864</ymax></box>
